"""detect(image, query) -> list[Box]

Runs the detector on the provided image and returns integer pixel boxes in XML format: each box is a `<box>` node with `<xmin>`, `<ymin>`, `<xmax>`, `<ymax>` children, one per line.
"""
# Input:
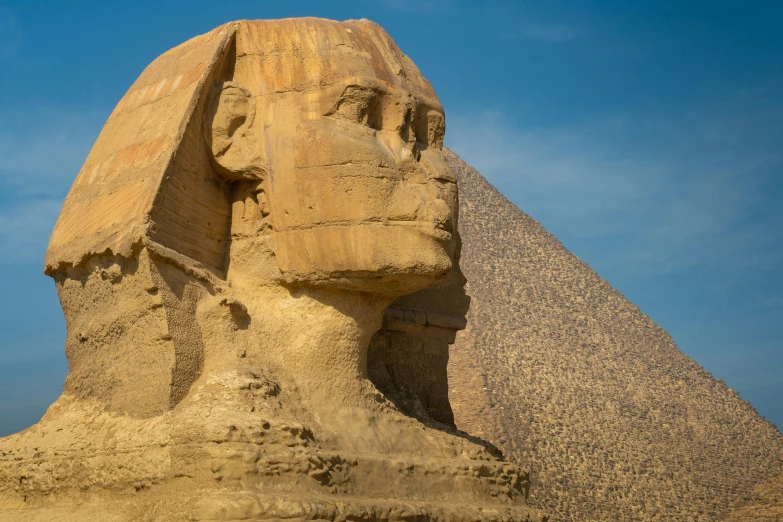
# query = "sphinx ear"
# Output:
<box><xmin>204</xmin><ymin>81</ymin><xmax>263</xmax><ymax>180</ymax></box>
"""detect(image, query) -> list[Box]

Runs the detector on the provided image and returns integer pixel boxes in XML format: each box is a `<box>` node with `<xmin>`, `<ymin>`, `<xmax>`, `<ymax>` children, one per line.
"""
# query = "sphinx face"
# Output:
<box><xmin>266</xmin><ymin>78</ymin><xmax>456</xmax><ymax>292</ymax></box>
<box><xmin>214</xmin><ymin>20</ymin><xmax>457</xmax><ymax>295</ymax></box>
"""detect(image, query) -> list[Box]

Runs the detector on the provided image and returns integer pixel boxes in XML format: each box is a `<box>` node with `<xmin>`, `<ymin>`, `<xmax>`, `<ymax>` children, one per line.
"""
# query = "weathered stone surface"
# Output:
<box><xmin>722</xmin><ymin>470</ymin><xmax>783</xmax><ymax>522</ymax></box>
<box><xmin>444</xmin><ymin>149</ymin><xmax>783</xmax><ymax>522</ymax></box>
<box><xmin>0</xmin><ymin>19</ymin><xmax>537</xmax><ymax>522</ymax></box>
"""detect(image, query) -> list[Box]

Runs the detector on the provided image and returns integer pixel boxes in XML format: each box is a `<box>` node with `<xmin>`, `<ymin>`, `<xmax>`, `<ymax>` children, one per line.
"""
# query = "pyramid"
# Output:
<box><xmin>721</xmin><ymin>470</ymin><xmax>783</xmax><ymax>521</ymax></box>
<box><xmin>444</xmin><ymin>149</ymin><xmax>783</xmax><ymax>521</ymax></box>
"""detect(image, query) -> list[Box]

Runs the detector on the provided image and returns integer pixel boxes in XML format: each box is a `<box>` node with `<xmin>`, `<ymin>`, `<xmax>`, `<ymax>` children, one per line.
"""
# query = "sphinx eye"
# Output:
<box><xmin>399</xmin><ymin>106</ymin><xmax>414</xmax><ymax>144</ymax></box>
<box><xmin>326</xmin><ymin>86</ymin><xmax>382</xmax><ymax>130</ymax></box>
<box><xmin>414</xmin><ymin>110</ymin><xmax>445</xmax><ymax>149</ymax></box>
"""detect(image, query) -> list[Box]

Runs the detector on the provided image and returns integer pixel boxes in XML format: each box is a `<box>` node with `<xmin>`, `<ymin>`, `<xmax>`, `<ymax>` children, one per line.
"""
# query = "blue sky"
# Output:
<box><xmin>0</xmin><ymin>0</ymin><xmax>781</xmax><ymax>435</ymax></box>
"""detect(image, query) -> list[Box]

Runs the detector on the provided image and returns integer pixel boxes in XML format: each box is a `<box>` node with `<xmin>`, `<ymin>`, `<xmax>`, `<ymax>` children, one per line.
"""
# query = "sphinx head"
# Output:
<box><xmin>43</xmin><ymin>19</ymin><xmax>462</xmax><ymax>415</ymax></box>
<box><xmin>47</xmin><ymin>18</ymin><xmax>456</xmax><ymax>300</ymax></box>
<box><xmin>203</xmin><ymin>19</ymin><xmax>457</xmax><ymax>296</ymax></box>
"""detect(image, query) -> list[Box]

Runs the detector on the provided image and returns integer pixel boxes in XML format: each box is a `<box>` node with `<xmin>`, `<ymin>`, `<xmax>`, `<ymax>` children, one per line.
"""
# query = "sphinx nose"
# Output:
<box><xmin>379</xmin><ymin>129</ymin><xmax>419</xmax><ymax>164</ymax></box>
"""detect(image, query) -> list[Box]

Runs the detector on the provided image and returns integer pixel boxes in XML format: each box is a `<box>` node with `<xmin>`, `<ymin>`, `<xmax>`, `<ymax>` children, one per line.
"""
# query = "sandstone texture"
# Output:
<box><xmin>444</xmin><ymin>149</ymin><xmax>783</xmax><ymax>522</ymax></box>
<box><xmin>0</xmin><ymin>19</ymin><xmax>536</xmax><ymax>521</ymax></box>
<box><xmin>722</xmin><ymin>470</ymin><xmax>783</xmax><ymax>522</ymax></box>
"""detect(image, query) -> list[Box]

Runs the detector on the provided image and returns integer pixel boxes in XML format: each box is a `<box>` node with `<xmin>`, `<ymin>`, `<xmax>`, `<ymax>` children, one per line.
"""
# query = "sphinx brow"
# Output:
<box><xmin>314</xmin><ymin>83</ymin><xmax>383</xmax><ymax>116</ymax></box>
<box><xmin>413</xmin><ymin>97</ymin><xmax>444</xmax><ymax>116</ymax></box>
<box><xmin>312</xmin><ymin>78</ymin><xmax>443</xmax><ymax>118</ymax></box>
<box><xmin>321</xmin><ymin>78</ymin><xmax>389</xmax><ymax>97</ymax></box>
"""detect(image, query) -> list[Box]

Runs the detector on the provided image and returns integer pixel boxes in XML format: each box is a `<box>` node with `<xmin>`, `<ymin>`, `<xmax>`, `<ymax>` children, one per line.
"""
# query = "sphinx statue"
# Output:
<box><xmin>0</xmin><ymin>18</ymin><xmax>537</xmax><ymax>521</ymax></box>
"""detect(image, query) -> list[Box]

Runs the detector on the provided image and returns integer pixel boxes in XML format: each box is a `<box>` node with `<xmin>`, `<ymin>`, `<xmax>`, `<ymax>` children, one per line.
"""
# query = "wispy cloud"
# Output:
<box><xmin>0</xmin><ymin>104</ymin><xmax>104</xmax><ymax>190</ymax></box>
<box><xmin>0</xmin><ymin>199</ymin><xmax>63</xmax><ymax>264</ymax></box>
<box><xmin>445</xmin><ymin>93</ymin><xmax>783</xmax><ymax>280</ymax></box>
<box><xmin>0</xmin><ymin>103</ymin><xmax>106</xmax><ymax>263</ymax></box>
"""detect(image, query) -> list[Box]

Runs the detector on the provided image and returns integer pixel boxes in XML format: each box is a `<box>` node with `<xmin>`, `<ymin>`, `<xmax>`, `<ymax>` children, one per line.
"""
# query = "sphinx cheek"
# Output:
<box><xmin>386</xmin><ymin>183</ymin><xmax>423</xmax><ymax>222</ymax></box>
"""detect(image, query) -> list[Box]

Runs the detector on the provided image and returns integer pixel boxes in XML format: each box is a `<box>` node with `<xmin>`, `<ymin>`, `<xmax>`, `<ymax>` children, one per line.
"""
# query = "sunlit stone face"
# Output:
<box><xmin>268</xmin><ymin>76</ymin><xmax>457</xmax><ymax>290</ymax></box>
<box><xmin>211</xmin><ymin>19</ymin><xmax>458</xmax><ymax>294</ymax></box>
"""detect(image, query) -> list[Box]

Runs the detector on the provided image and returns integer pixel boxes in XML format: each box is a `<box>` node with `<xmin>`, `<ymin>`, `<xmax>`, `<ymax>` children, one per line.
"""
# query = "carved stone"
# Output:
<box><xmin>0</xmin><ymin>18</ymin><xmax>537</xmax><ymax>521</ymax></box>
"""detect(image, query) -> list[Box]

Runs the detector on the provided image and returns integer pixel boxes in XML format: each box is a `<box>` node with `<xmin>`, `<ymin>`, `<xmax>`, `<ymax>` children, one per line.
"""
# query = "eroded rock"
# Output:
<box><xmin>0</xmin><ymin>18</ymin><xmax>537</xmax><ymax>522</ymax></box>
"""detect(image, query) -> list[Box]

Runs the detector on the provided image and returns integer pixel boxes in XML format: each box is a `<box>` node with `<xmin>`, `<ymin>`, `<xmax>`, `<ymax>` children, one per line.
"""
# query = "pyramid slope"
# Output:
<box><xmin>722</xmin><ymin>471</ymin><xmax>783</xmax><ymax>521</ymax></box>
<box><xmin>445</xmin><ymin>149</ymin><xmax>783</xmax><ymax>522</ymax></box>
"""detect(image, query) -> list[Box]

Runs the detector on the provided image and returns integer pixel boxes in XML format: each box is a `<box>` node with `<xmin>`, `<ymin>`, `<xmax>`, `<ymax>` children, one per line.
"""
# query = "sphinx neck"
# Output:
<box><xmin>248</xmin><ymin>284</ymin><xmax>393</xmax><ymax>413</ymax></box>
